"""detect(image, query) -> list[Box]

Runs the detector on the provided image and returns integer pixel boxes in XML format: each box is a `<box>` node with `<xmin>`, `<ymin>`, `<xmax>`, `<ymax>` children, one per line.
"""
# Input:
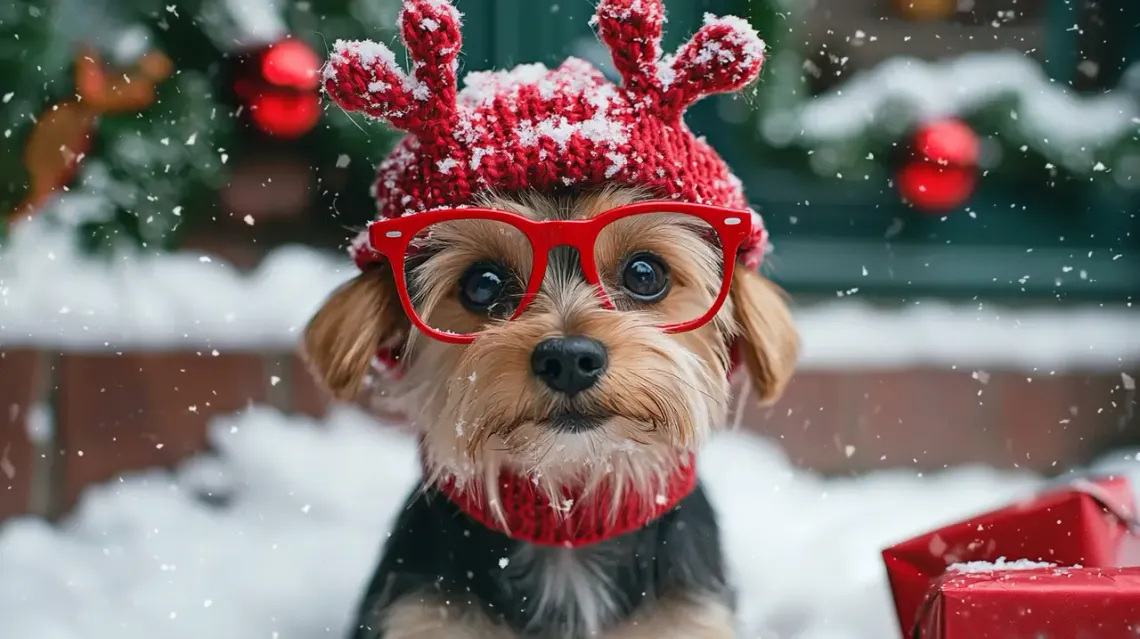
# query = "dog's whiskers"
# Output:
<box><xmin>647</xmin><ymin>367</ymin><xmax>723</xmax><ymax>405</ymax></box>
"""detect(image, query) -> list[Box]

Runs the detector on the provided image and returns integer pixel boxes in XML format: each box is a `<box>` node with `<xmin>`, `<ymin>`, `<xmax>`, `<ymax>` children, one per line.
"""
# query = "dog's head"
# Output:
<box><xmin>309</xmin><ymin>0</ymin><xmax>795</xmax><ymax>495</ymax></box>
<box><xmin>303</xmin><ymin>187</ymin><xmax>797</xmax><ymax>494</ymax></box>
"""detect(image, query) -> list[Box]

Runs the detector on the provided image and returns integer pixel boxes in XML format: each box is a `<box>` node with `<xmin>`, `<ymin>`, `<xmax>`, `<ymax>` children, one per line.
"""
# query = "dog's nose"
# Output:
<box><xmin>530</xmin><ymin>335</ymin><xmax>608</xmax><ymax>396</ymax></box>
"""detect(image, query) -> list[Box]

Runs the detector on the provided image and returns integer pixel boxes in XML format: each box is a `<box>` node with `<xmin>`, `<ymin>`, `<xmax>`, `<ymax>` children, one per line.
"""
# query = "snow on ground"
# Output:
<box><xmin>6</xmin><ymin>407</ymin><xmax>1136</xmax><ymax>639</ymax></box>
<box><xmin>2</xmin><ymin>219</ymin><xmax>1138</xmax><ymax>370</ymax></box>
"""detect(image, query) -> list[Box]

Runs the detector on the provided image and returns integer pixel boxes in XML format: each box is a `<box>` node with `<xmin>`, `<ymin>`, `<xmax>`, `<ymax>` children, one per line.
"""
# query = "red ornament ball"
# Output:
<box><xmin>261</xmin><ymin>39</ymin><xmax>321</xmax><ymax>91</ymax></box>
<box><xmin>233</xmin><ymin>38</ymin><xmax>323</xmax><ymax>138</ymax></box>
<box><xmin>898</xmin><ymin>118</ymin><xmax>980</xmax><ymax>212</ymax></box>
<box><xmin>897</xmin><ymin>162</ymin><xmax>977</xmax><ymax>212</ymax></box>
<box><xmin>914</xmin><ymin>118</ymin><xmax>979</xmax><ymax>168</ymax></box>
<box><xmin>251</xmin><ymin>92</ymin><xmax>321</xmax><ymax>139</ymax></box>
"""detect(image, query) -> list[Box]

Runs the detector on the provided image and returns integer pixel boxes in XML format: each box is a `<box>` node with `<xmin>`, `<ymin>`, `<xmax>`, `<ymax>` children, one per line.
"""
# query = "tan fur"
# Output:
<box><xmin>392</xmin><ymin>189</ymin><xmax>735</xmax><ymax>513</ymax></box>
<box><xmin>301</xmin><ymin>265</ymin><xmax>408</xmax><ymax>401</ymax></box>
<box><xmin>301</xmin><ymin>185</ymin><xmax>797</xmax><ymax>519</ymax></box>
<box><xmin>603</xmin><ymin>596</ymin><xmax>735</xmax><ymax>639</ymax></box>
<box><xmin>729</xmin><ymin>267</ymin><xmax>799</xmax><ymax>405</ymax></box>
<box><xmin>379</xmin><ymin>596</ymin><xmax>515</xmax><ymax>639</ymax></box>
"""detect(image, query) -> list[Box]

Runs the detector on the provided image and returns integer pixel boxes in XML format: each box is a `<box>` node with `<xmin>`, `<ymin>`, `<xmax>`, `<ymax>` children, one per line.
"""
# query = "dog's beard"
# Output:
<box><xmin>402</xmin><ymin>311</ymin><xmax>728</xmax><ymax>502</ymax></box>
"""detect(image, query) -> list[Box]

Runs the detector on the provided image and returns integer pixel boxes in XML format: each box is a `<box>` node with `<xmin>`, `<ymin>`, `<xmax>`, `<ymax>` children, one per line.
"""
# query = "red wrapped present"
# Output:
<box><xmin>882</xmin><ymin>476</ymin><xmax>1140</xmax><ymax>637</ymax></box>
<box><xmin>916</xmin><ymin>566</ymin><xmax>1140</xmax><ymax>638</ymax></box>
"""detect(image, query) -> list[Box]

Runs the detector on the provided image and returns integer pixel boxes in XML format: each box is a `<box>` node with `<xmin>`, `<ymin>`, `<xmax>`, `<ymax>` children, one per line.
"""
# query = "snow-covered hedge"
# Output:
<box><xmin>760</xmin><ymin>50</ymin><xmax>1140</xmax><ymax>187</ymax></box>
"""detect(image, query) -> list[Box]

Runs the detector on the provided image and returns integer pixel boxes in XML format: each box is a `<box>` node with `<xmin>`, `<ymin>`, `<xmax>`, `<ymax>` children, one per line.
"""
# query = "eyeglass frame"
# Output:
<box><xmin>359</xmin><ymin>200</ymin><xmax>755</xmax><ymax>344</ymax></box>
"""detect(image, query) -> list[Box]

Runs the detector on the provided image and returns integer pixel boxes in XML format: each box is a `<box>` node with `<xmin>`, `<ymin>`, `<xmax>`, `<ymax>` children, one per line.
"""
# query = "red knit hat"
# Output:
<box><xmin>323</xmin><ymin>0</ymin><xmax>769</xmax><ymax>270</ymax></box>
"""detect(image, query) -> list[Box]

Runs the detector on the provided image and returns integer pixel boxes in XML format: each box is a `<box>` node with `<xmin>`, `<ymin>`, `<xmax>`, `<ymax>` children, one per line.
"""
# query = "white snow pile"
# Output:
<box><xmin>2</xmin><ymin>217</ymin><xmax>1138</xmax><ymax>369</ymax></box>
<box><xmin>794</xmin><ymin>301</ymin><xmax>1140</xmax><ymax>371</ymax></box>
<box><xmin>7</xmin><ymin>405</ymin><xmax>1113</xmax><ymax>639</ymax></box>
<box><xmin>198</xmin><ymin>0</ymin><xmax>288</xmax><ymax>50</ymax></box>
<box><xmin>778</xmin><ymin>51</ymin><xmax>1140</xmax><ymax>170</ymax></box>
<box><xmin>947</xmin><ymin>557</ymin><xmax>1056</xmax><ymax>574</ymax></box>
<box><xmin>0</xmin><ymin>217</ymin><xmax>354</xmax><ymax>350</ymax></box>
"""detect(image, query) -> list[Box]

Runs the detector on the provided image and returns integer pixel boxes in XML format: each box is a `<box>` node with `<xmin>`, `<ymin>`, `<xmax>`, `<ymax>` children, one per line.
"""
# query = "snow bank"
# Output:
<box><xmin>795</xmin><ymin>301</ymin><xmax>1140</xmax><ymax>371</ymax></box>
<box><xmin>0</xmin><ymin>218</ymin><xmax>355</xmax><ymax>350</ymax></box>
<box><xmin>0</xmin><ymin>406</ymin><xmax>1082</xmax><ymax>639</ymax></box>
<box><xmin>0</xmin><ymin>408</ymin><xmax>415</xmax><ymax>639</ymax></box>
<box><xmin>2</xmin><ymin>219</ymin><xmax>1137</xmax><ymax>369</ymax></box>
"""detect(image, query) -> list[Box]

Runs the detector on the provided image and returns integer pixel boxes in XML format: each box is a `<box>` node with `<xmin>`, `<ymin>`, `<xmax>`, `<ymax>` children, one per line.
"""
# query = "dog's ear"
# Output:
<box><xmin>301</xmin><ymin>265</ymin><xmax>409</xmax><ymax>401</ymax></box>
<box><xmin>730</xmin><ymin>268</ymin><xmax>800</xmax><ymax>405</ymax></box>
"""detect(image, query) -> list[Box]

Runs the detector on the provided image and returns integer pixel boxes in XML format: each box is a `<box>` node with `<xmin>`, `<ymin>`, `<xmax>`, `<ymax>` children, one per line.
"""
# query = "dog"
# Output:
<box><xmin>306</xmin><ymin>1</ymin><xmax>799</xmax><ymax>637</ymax></box>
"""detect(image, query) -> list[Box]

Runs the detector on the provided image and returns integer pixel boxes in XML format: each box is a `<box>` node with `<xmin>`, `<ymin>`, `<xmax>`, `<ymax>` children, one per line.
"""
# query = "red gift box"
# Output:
<box><xmin>917</xmin><ymin>566</ymin><xmax>1140</xmax><ymax>639</ymax></box>
<box><xmin>882</xmin><ymin>476</ymin><xmax>1140</xmax><ymax>638</ymax></box>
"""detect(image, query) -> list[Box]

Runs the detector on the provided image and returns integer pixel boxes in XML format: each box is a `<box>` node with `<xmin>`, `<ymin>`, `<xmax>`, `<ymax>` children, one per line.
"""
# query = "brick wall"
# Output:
<box><xmin>0</xmin><ymin>347</ymin><xmax>1135</xmax><ymax>521</ymax></box>
<box><xmin>755</xmin><ymin>369</ymin><xmax>1136</xmax><ymax>473</ymax></box>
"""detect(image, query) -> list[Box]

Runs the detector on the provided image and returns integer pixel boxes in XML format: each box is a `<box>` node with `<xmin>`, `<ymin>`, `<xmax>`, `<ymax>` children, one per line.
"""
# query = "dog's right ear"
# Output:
<box><xmin>301</xmin><ymin>265</ymin><xmax>409</xmax><ymax>401</ymax></box>
<box><xmin>730</xmin><ymin>267</ymin><xmax>800</xmax><ymax>406</ymax></box>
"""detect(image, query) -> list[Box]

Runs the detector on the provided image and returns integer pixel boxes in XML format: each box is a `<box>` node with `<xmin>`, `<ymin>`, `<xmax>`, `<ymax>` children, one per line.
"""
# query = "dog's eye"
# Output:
<box><xmin>620</xmin><ymin>252</ymin><xmax>670</xmax><ymax>303</ymax></box>
<box><xmin>458</xmin><ymin>261</ymin><xmax>509</xmax><ymax>313</ymax></box>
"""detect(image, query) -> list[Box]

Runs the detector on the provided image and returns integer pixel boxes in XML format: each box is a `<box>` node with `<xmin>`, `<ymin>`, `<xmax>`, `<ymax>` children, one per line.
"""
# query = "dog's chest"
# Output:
<box><xmin>504</xmin><ymin>544</ymin><xmax>629</xmax><ymax>637</ymax></box>
<box><xmin>361</xmin><ymin>484</ymin><xmax>727</xmax><ymax>639</ymax></box>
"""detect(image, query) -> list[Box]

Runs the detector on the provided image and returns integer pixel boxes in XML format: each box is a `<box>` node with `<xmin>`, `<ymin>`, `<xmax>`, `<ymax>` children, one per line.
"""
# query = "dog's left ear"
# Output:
<box><xmin>301</xmin><ymin>264</ymin><xmax>409</xmax><ymax>401</ymax></box>
<box><xmin>730</xmin><ymin>268</ymin><xmax>800</xmax><ymax>405</ymax></box>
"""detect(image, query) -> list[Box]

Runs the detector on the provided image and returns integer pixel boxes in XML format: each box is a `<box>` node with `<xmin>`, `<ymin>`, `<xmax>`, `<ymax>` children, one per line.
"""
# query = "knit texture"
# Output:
<box><xmin>323</xmin><ymin>0</ymin><xmax>770</xmax><ymax>270</ymax></box>
<box><xmin>434</xmin><ymin>452</ymin><xmax>699</xmax><ymax>547</ymax></box>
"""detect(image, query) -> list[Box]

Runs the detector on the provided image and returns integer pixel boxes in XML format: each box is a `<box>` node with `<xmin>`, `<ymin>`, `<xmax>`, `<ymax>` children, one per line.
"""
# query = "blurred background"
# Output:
<box><xmin>0</xmin><ymin>0</ymin><xmax>1138</xmax><ymax>524</ymax></box>
<box><xmin>0</xmin><ymin>2</ymin><xmax>1139</xmax><ymax>638</ymax></box>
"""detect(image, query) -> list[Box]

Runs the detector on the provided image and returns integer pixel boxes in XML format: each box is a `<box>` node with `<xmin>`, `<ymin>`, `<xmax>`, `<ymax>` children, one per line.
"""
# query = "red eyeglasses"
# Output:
<box><xmin>360</xmin><ymin>201</ymin><xmax>754</xmax><ymax>344</ymax></box>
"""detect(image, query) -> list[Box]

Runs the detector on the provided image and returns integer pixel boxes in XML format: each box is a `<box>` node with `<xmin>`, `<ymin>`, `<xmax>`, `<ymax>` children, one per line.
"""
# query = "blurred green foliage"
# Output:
<box><xmin>0</xmin><ymin>0</ymin><xmax>403</xmax><ymax>251</ymax></box>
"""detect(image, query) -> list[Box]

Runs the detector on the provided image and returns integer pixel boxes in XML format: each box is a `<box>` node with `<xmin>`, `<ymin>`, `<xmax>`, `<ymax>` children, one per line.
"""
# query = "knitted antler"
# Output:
<box><xmin>323</xmin><ymin>0</ymin><xmax>462</xmax><ymax>137</ymax></box>
<box><xmin>594</xmin><ymin>0</ymin><xmax>765</xmax><ymax>120</ymax></box>
<box><xmin>664</xmin><ymin>15</ymin><xmax>765</xmax><ymax>115</ymax></box>
<box><xmin>593</xmin><ymin>0</ymin><xmax>667</xmax><ymax>95</ymax></box>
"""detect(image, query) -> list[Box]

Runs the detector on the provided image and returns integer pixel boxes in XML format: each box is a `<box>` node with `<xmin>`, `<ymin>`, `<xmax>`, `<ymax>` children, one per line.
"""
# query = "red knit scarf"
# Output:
<box><xmin>431</xmin><ymin>452</ymin><xmax>698</xmax><ymax>547</ymax></box>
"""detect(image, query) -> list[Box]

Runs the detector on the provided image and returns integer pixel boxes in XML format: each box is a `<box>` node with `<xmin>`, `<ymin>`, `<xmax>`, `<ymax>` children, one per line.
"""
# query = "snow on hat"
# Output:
<box><xmin>324</xmin><ymin>0</ymin><xmax>769</xmax><ymax>270</ymax></box>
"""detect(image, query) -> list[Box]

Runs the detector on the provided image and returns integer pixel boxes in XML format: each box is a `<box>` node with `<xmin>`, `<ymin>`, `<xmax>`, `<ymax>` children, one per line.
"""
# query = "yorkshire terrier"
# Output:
<box><xmin>306</xmin><ymin>1</ymin><xmax>799</xmax><ymax>637</ymax></box>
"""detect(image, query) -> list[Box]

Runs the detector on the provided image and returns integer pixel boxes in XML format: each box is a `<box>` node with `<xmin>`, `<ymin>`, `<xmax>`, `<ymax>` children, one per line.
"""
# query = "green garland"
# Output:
<box><xmin>737</xmin><ymin>1</ymin><xmax>1140</xmax><ymax>193</ymax></box>
<box><xmin>0</xmin><ymin>0</ymin><xmax>402</xmax><ymax>251</ymax></box>
<box><xmin>0</xmin><ymin>0</ymin><xmax>231</xmax><ymax>249</ymax></box>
